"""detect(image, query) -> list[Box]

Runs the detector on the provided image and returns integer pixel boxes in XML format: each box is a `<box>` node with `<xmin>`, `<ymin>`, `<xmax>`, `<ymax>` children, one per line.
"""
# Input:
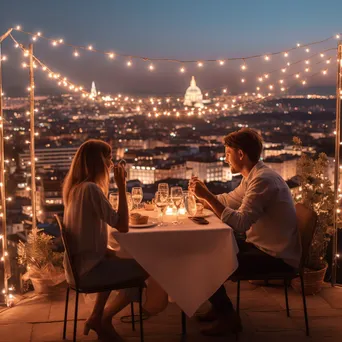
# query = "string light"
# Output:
<box><xmin>12</xmin><ymin>26</ymin><xmax>341</xmax><ymax>66</ymax></box>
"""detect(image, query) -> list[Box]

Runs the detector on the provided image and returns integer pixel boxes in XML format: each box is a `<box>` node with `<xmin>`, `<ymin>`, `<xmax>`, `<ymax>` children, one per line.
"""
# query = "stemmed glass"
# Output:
<box><xmin>109</xmin><ymin>192</ymin><xmax>119</xmax><ymax>211</ymax></box>
<box><xmin>132</xmin><ymin>187</ymin><xmax>143</xmax><ymax>210</ymax></box>
<box><xmin>126</xmin><ymin>192</ymin><xmax>133</xmax><ymax>211</ymax></box>
<box><xmin>171</xmin><ymin>186</ymin><xmax>183</xmax><ymax>225</ymax></box>
<box><xmin>155</xmin><ymin>191</ymin><xmax>169</xmax><ymax>226</ymax></box>
<box><xmin>158</xmin><ymin>183</ymin><xmax>169</xmax><ymax>197</ymax></box>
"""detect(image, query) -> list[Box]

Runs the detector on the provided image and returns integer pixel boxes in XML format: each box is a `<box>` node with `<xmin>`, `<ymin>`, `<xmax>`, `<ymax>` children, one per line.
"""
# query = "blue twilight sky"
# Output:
<box><xmin>0</xmin><ymin>0</ymin><xmax>341</xmax><ymax>95</ymax></box>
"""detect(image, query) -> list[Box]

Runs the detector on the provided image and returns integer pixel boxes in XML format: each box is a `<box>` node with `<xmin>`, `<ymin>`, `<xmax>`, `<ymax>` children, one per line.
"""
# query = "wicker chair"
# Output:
<box><xmin>54</xmin><ymin>214</ymin><xmax>146</xmax><ymax>342</ymax></box>
<box><xmin>230</xmin><ymin>203</ymin><xmax>318</xmax><ymax>336</ymax></box>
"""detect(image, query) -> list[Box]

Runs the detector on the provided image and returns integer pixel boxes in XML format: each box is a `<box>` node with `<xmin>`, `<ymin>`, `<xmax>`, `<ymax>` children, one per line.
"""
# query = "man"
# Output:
<box><xmin>189</xmin><ymin>128</ymin><xmax>301</xmax><ymax>336</ymax></box>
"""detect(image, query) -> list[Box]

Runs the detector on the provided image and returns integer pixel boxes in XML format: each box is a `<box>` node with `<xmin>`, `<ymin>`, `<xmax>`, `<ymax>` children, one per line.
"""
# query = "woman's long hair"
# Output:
<box><xmin>62</xmin><ymin>139</ymin><xmax>112</xmax><ymax>206</ymax></box>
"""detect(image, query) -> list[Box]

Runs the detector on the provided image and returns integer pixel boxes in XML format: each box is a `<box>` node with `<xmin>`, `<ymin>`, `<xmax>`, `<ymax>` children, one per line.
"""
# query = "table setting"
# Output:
<box><xmin>109</xmin><ymin>183</ymin><xmax>239</xmax><ymax>317</ymax></box>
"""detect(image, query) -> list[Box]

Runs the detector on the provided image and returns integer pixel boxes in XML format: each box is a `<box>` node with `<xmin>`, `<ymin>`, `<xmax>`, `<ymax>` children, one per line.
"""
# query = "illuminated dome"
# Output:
<box><xmin>184</xmin><ymin>76</ymin><xmax>203</xmax><ymax>108</ymax></box>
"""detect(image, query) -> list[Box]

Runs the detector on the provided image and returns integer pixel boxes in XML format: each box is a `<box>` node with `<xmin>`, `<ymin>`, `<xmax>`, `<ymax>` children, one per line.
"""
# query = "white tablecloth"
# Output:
<box><xmin>112</xmin><ymin>211</ymin><xmax>239</xmax><ymax>317</ymax></box>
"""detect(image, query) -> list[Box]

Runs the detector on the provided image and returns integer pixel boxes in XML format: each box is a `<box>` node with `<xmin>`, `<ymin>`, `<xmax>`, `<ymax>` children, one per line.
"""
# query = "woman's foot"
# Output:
<box><xmin>84</xmin><ymin>317</ymin><xmax>123</xmax><ymax>341</ymax></box>
<box><xmin>102</xmin><ymin>316</ymin><xmax>125</xmax><ymax>341</ymax></box>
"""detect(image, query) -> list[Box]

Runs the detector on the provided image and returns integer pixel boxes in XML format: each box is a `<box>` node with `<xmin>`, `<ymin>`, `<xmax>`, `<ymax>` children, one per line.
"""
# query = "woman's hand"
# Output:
<box><xmin>114</xmin><ymin>163</ymin><xmax>126</xmax><ymax>190</ymax></box>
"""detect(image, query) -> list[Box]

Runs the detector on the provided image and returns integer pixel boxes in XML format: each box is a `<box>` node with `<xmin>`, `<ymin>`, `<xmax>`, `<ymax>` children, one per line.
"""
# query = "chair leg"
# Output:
<box><xmin>300</xmin><ymin>275</ymin><xmax>310</xmax><ymax>336</ymax></box>
<box><xmin>138</xmin><ymin>287</ymin><xmax>144</xmax><ymax>342</ymax></box>
<box><xmin>284</xmin><ymin>278</ymin><xmax>290</xmax><ymax>317</ymax></box>
<box><xmin>181</xmin><ymin>311</ymin><xmax>187</xmax><ymax>335</ymax></box>
<box><xmin>236</xmin><ymin>280</ymin><xmax>241</xmax><ymax>317</ymax></box>
<box><xmin>73</xmin><ymin>290</ymin><xmax>79</xmax><ymax>342</ymax></box>
<box><xmin>131</xmin><ymin>302</ymin><xmax>135</xmax><ymax>331</ymax></box>
<box><xmin>63</xmin><ymin>287</ymin><xmax>70</xmax><ymax>339</ymax></box>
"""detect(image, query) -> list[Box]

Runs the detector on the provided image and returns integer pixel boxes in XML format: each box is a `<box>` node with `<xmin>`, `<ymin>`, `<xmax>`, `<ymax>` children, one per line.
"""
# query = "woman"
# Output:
<box><xmin>62</xmin><ymin>139</ymin><xmax>147</xmax><ymax>341</ymax></box>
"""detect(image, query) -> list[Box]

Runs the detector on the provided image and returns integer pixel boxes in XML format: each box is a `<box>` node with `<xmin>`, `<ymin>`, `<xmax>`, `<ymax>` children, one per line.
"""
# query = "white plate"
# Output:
<box><xmin>129</xmin><ymin>221</ymin><xmax>158</xmax><ymax>229</ymax></box>
<box><xmin>190</xmin><ymin>209</ymin><xmax>213</xmax><ymax>218</ymax></box>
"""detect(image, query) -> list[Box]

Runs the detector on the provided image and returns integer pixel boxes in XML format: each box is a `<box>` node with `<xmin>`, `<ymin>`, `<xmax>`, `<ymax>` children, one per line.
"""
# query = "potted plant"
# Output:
<box><xmin>18</xmin><ymin>229</ymin><xmax>65</xmax><ymax>294</ymax></box>
<box><xmin>291</xmin><ymin>137</ymin><xmax>334</xmax><ymax>294</ymax></box>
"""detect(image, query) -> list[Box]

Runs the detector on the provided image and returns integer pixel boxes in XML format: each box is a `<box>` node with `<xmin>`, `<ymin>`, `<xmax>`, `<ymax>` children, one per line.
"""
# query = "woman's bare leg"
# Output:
<box><xmin>89</xmin><ymin>291</ymin><xmax>111</xmax><ymax>321</ymax></box>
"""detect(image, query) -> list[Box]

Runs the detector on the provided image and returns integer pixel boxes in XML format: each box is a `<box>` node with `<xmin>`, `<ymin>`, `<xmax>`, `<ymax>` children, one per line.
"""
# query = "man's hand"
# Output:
<box><xmin>114</xmin><ymin>163</ymin><xmax>126</xmax><ymax>190</ymax></box>
<box><xmin>189</xmin><ymin>177</ymin><xmax>211</xmax><ymax>201</ymax></box>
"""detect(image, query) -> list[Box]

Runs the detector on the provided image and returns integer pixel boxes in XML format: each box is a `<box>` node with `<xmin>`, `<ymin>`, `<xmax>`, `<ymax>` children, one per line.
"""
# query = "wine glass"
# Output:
<box><xmin>126</xmin><ymin>192</ymin><xmax>133</xmax><ymax>211</ymax></box>
<box><xmin>109</xmin><ymin>192</ymin><xmax>119</xmax><ymax>211</ymax></box>
<box><xmin>131</xmin><ymin>187</ymin><xmax>143</xmax><ymax>210</ymax></box>
<box><xmin>158</xmin><ymin>183</ymin><xmax>169</xmax><ymax>197</ymax></box>
<box><xmin>184</xmin><ymin>191</ymin><xmax>197</xmax><ymax>217</ymax></box>
<box><xmin>155</xmin><ymin>191</ymin><xmax>169</xmax><ymax>226</ymax></box>
<box><xmin>171</xmin><ymin>186</ymin><xmax>183</xmax><ymax>224</ymax></box>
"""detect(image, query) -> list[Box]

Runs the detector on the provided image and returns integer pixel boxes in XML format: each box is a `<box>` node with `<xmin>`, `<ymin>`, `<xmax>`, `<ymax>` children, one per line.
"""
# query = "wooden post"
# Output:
<box><xmin>0</xmin><ymin>42</ymin><xmax>9</xmax><ymax>305</ymax></box>
<box><xmin>332</xmin><ymin>42</ymin><xmax>342</xmax><ymax>286</ymax></box>
<box><xmin>28</xmin><ymin>44</ymin><xmax>37</xmax><ymax>231</ymax></box>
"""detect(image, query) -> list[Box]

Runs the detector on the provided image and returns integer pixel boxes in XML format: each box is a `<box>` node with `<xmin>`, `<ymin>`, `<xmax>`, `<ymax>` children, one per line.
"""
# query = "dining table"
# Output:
<box><xmin>111</xmin><ymin>208</ymin><xmax>239</xmax><ymax>317</ymax></box>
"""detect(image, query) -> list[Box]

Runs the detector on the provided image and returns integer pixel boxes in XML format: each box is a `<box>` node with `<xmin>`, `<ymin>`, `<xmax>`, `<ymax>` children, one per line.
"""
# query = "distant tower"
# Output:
<box><xmin>90</xmin><ymin>81</ymin><xmax>97</xmax><ymax>97</ymax></box>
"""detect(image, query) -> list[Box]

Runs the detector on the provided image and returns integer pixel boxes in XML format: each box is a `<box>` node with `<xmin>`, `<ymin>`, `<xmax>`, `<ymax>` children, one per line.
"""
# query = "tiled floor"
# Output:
<box><xmin>1</xmin><ymin>281</ymin><xmax>342</xmax><ymax>341</ymax></box>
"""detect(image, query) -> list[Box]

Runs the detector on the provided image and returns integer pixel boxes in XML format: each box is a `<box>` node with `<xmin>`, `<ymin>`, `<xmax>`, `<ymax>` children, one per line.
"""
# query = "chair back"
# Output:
<box><xmin>295</xmin><ymin>203</ymin><xmax>318</xmax><ymax>271</ymax></box>
<box><xmin>54</xmin><ymin>214</ymin><xmax>79</xmax><ymax>287</ymax></box>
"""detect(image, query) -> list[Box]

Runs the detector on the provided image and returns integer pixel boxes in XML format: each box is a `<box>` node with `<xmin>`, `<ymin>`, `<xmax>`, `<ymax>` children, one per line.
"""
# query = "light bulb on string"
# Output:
<box><xmin>16</xmin><ymin>25</ymin><xmax>21</xmax><ymax>30</ymax></box>
<box><xmin>180</xmin><ymin>66</ymin><xmax>185</xmax><ymax>73</ymax></box>
<box><xmin>149</xmin><ymin>63</ymin><xmax>154</xmax><ymax>71</ymax></box>
<box><xmin>264</xmin><ymin>55</ymin><xmax>270</xmax><ymax>61</ymax></box>
<box><xmin>284</xmin><ymin>52</ymin><xmax>289</xmax><ymax>57</ymax></box>
<box><xmin>88</xmin><ymin>45</ymin><xmax>93</xmax><ymax>50</ymax></box>
<box><xmin>336</xmin><ymin>34</ymin><xmax>340</xmax><ymax>39</ymax></box>
<box><xmin>241</xmin><ymin>62</ymin><xmax>247</xmax><ymax>70</ymax></box>
<box><xmin>108</xmin><ymin>53</ymin><xmax>115</xmax><ymax>59</ymax></box>
<box><xmin>305</xmin><ymin>60</ymin><xmax>310</xmax><ymax>64</ymax></box>
<box><xmin>218</xmin><ymin>60</ymin><xmax>225</xmax><ymax>66</ymax></box>
<box><xmin>127</xmin><ymin>60</ymin><xmax>132</xmax><ymax>67</ymax></box>
<box><xmin>197</xmin><ymin>61</ymin><xmax>203</xmax><ymax>67</ymax></box>
<box><xmin>320</xmin><ymin>53</ymin><xmax>325</xmax><ymax>58</ymax></box>
<box><xmin>305</xmin><ymin>67</ymin><xmax>310</xmax><ymax>72</ymax></box>
<box><xmin>73</xmin><ymin>50</ymin><xmax>79</xmax><ymax>57</ymax></box>
<box><xmin>305</xmin><ymin>48</ymin><xmax>310</xmax><ymax>53</ymax></box>
<box><xmin>282</xmin><ymin>68</ymin><xmax>287</xmax><ymax>73</ymax></box>
<box><xmin>241</xmin><ymin>78</ymin><xmax>245</xmax><ymax>83</ymax></box>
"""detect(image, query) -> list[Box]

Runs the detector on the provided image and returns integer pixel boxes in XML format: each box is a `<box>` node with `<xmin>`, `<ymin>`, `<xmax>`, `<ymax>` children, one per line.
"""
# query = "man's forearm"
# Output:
<box><xmin>203</xmin><ymin>191</ymin><xmax>226</xmax><ymax>219</ymax></box>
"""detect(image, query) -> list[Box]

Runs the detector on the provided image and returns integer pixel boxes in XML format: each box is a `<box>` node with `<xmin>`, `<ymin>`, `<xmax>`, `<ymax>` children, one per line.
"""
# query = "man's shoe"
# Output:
<box><xmin>200</xmin><ymin>311</ymin><xmax>242</xmax><ymax>336</ymax></box>
<box><xmin>195</xmin><ymin>308</ymin><xmax>218</xmax><ymax>322</ymax></box>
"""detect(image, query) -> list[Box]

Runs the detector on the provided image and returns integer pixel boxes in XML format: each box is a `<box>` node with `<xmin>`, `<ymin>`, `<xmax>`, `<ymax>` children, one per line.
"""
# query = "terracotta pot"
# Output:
<box><xmin>30</xmin><ymin>277</ymin><xmax>62</xmax><ymax>295</ymax></box>
<box><xmin>291</xmin><ymin>263</ymin><xmax>328</xmax><ymax>295</ymax></box>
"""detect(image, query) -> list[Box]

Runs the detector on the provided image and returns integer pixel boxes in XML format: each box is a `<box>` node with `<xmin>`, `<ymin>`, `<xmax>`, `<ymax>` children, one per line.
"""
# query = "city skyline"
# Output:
<box><xmin>0</xmin><ymin>0</ymin><xmax>342</xmax><ymax>95</ymax></box>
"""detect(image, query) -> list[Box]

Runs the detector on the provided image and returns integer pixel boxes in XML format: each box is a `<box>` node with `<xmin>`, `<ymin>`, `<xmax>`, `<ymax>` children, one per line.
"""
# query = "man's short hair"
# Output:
<box><xmin>224</xmin><ymin>128</ymin><xmax>263</xmax><ymax>163</ymax></box>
